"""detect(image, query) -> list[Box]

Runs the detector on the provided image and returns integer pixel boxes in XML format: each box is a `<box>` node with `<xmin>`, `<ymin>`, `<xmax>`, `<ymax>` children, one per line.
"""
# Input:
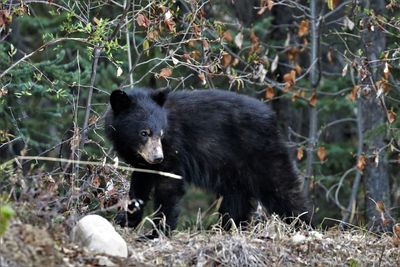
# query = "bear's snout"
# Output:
<box><xmin>138</xmin><ymin>137</ymin><xmax>164</xmax><ymax>164</ymax></box>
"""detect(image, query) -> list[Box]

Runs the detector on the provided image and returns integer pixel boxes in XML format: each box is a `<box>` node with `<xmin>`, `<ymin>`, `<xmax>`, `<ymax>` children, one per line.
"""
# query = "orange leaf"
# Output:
<box><xmin>298</xmin><ymin>20</ymin><xmax>310</xmax><ymax>37</ymax></box>
<box><xmin>147</xmin><ymin>30</ymin><xmax>159</xmax><ymax>41</ymax></box>
<box><xmin>347</xmin><ymin>85</ymin><xmax>360</xmax><ymax>102</ymax></box>
<box><xmin>294</xmin><ymin>64</ymin><xmax>302</xmax><ymax>75</ymax></box>
<box><xmin>376</xmin><ymin>78</ymin><xmax>390</xmax><ymax>93</ymax></box>
<box><xmin>309</xmin><ymin>92</ymin><xmax>317</xmax><ymax>107</ymax></box>
<box><xmin>265</xmin><ymin>86</ymin><xmax>275</xmax><ymax>100</ymax></box>
<box><xmin>317</xmin><ymin>146</ymin><xmax>327</xmax><ymax>161</ymax></box>
<box><xmin>159</xmin><ymin>68</ymin><xmax>172</xmax><ymax>78</ymax></box>
<box><xmin>0</xmin><ymin>10</ymin><xmax>11</xmax><ymax>27</ymax></box>
<box><xmin>283</xmin><ymin>82</ymin><xmax>292</xmax><ymax>93</ymax></box>
<box><xmin>297</xmin><ymin>147</ymin><xmax>304</xmax><ymax>160</ymax></box>
<box><xmin>283</xmin><ymin>70</ymin><xmax>296</xmax><ymax>86</ymax></box>
<box><xmin>356</xmin><ymin>154</ymin><xmax>366</xmax><ymax>171</ymax></box>
<box><xmin>88</xmin><ymin>115</ymin><xmax>98</xmax><ymax>126</ymax></box>
<box><xmin>137</xmin><ymin>14</ymin><xmax>151</xmax><ymax>28</ymax></box>
<box><xmin>222</xmin><ymin>31</ymin><xmax>233</xmax><ymax>42</ymax></box>
<box><xmin>258</xmin><ymin>0</ymin><xmax>274</xmax><ymax>15</ymax></box>
<box><xmin>287</xmin><ymin>47</ymin><xmax>299</xmax><ymax>62</ymax></box>
<box><xmin>250</xmin><ymin>32</ymin><xmax>260</xmax><ymax>46</ymax></box>
<box><xmin>193</xmin><ymin>24</ymin><xmax>202</xmax><ymax>37</ymax></box>
<box><xmin>387</xmin><ymin>110</ymin><xmax>397</xmax><ymax>124</ymax></box>
<box><xmin>222</xmin><ymin>53</ymin><xmax>232</xmax><ymax>68</ymax></box>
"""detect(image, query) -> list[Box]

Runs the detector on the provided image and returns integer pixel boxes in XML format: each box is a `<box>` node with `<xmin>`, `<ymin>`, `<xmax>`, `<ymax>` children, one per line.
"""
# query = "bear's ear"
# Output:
<box><xmin>150</xmin><ymin>88</ymin><xmax>170</xmax><ymax>106</ymax></box>
<box><xmin>110</xmin><ymin>90</ymin><xmax>131</xmax><ymax>114</ymax></box>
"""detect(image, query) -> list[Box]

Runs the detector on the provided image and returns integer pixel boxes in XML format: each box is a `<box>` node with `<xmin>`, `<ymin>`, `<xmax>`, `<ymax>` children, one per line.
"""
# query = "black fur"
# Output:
<box><xmin>105</xmin><ymin>88</ymin><xmax>311</xmax><ymax>235</ymax></box>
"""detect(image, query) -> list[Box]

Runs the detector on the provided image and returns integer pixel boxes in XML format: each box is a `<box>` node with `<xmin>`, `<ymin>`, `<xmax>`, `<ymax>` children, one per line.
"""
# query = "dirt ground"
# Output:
<box><xmin>0</xmin><ymin>217</ymin><xmax>399</xmax><ymax>267</ymax></box>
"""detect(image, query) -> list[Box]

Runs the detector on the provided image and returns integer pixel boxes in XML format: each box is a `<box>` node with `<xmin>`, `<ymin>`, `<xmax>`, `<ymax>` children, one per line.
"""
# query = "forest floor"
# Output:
<box><xmin>1</xmin><ymin>213</ymin><xmax>399</xmax><ymax>267</ymax></box>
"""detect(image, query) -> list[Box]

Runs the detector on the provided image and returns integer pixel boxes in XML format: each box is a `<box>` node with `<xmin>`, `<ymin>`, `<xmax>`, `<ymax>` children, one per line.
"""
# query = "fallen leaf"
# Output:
<box><xmin>136</xmin><ymin>13</ymin><xmax>150</xmax><ymax>28</ymax></box>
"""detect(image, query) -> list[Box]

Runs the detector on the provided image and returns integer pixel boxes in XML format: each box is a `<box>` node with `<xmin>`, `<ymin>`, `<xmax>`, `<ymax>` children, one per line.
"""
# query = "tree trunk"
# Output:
<box><xmin>359</xmin><ymin>0</ymin><xmax>391</xmax><ymax>231</ymax></box>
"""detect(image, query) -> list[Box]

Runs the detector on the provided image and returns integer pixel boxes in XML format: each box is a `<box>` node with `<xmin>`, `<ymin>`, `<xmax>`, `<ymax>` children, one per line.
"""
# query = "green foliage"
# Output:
<box><xmin>0</xmin><ymin>203</ymin><xmax>15</xmax><ymax>236</ymax></box>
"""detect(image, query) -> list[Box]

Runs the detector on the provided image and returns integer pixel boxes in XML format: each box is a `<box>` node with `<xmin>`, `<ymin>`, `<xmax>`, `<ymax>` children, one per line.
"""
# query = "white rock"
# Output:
<box><xmin>71</xmin><ymin>214</ymin><xmax>128</xmax><ymax>258</ymax></box>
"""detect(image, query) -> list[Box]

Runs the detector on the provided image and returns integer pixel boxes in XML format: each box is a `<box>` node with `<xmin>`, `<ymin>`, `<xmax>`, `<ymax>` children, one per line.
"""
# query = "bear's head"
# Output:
<box><xmin>106</xmin><ymin>88</ymin><xmax>169</xmax><ymax>165</ymax></box>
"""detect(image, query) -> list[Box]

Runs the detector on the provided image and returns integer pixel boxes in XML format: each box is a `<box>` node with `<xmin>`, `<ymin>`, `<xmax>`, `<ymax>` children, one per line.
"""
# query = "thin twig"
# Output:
<box><xmin>8</xmin><ymin>156</ymin><xmax>182</xmax><ymax>179</ymax></box>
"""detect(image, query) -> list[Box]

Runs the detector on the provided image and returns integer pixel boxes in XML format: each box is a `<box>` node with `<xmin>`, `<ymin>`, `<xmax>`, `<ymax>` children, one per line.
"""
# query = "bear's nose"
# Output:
<box><xmin>152</xmin><ymin>156</ymin><xmax>164</xmax><ymax>163</ymax></box>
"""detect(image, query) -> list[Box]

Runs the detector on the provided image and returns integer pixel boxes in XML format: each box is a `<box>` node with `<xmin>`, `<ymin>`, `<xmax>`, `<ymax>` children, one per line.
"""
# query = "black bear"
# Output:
<box><xmin>105</xmin><ymin>88</ymin><xmax>311</xmax><ymax>235</ymax></box>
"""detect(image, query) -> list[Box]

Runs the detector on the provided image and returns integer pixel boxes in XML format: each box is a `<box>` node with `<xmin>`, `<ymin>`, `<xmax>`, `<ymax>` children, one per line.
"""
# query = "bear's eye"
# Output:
<box><xmin>140</xmin><ymin>129</ymin><xmax>151</xmax><ymax>137</ymax></box>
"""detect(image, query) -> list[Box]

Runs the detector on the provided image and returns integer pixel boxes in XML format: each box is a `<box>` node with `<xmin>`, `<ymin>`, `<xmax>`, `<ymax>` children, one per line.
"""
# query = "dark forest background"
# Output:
<box><xmin>0</xmin><ymin>0</ymin><xmax>399</xmax><ymax>232</ymax></box>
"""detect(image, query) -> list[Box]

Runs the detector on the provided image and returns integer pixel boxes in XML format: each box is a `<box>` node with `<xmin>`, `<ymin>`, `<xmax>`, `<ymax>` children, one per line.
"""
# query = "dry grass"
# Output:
<box><xmin>1</xmin><ymin>215</ymin><xmax>399</xmax><ymax>267</ymax></box>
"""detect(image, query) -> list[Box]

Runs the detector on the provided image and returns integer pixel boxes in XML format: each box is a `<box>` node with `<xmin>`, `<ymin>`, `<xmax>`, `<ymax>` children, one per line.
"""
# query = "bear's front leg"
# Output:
<box><xmin>115</xmin><ymin>173</ymin><xmax>155</xmax><ymax>228</ymax></box>
<box><xmin>151</xmin><ymin>178</ymin><xmax>185</xmax><ymax>237</ymax></box>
